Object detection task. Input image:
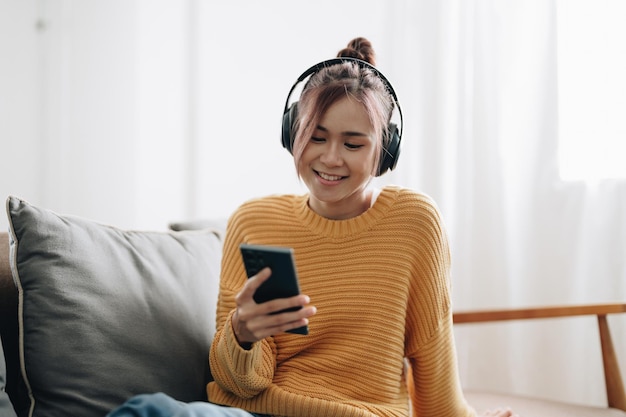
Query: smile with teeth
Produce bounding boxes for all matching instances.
[316,171,345,181]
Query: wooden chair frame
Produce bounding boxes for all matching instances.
[453,303,626,411]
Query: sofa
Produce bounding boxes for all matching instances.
[1,195,625,417]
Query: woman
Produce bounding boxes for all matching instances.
[109,37,517,417]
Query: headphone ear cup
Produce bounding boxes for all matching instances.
[377,122,401,176]
[282,102,299,154]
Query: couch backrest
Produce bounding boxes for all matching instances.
[0,232,13,307]
[0,231,20,412]
[0,231,16,345]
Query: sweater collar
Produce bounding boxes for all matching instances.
[294,185,400,239]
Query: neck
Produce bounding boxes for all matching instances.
[308,188,374,220]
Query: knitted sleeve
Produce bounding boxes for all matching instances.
[403,196,476,417]
[407,313,476,417]
[208,210,277,399]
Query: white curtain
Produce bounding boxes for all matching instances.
[375,0,626,407]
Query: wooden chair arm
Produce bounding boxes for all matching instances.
[453,302,626,411]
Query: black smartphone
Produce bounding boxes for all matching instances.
[239,243,308,335]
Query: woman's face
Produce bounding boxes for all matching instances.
[298,96,378,220]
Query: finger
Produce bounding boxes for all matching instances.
[239,267,272,299]
[254,307,317,337]
[271,305,317,331]
[259,294,311,315]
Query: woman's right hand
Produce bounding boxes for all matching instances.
[231,267,316,346]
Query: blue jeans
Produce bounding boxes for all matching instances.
[106,393,269,417]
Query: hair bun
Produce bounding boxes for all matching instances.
[337,37,376,66]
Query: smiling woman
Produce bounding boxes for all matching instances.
[107,36,520,417]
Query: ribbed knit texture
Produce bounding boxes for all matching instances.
[208,186,475,417]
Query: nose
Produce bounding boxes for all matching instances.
[319,142,343,167]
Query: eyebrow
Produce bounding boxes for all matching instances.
[316,124,370,138]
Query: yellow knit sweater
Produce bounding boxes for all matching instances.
[208,185,475,417]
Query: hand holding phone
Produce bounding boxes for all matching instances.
[239,243,309,335]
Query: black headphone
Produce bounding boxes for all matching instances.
[281,57,403,176]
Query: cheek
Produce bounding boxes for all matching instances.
[358,149,379,174]
[296,145,313,174]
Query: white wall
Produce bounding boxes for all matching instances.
[0,0,401,232]
[0,1,40,228]
[192,1,401,222]
[0,0,186,230]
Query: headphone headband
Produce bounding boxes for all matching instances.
[283,57,403,140]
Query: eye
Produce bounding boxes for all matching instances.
[311,137,325,143]
[345,143,364,150]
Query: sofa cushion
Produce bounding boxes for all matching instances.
[465,390,626,417]
[6,196,222,417]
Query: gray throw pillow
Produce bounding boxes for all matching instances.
[0,342,17,417]
[6,196,221,417]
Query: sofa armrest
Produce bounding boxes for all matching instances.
[453,303,626,411]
